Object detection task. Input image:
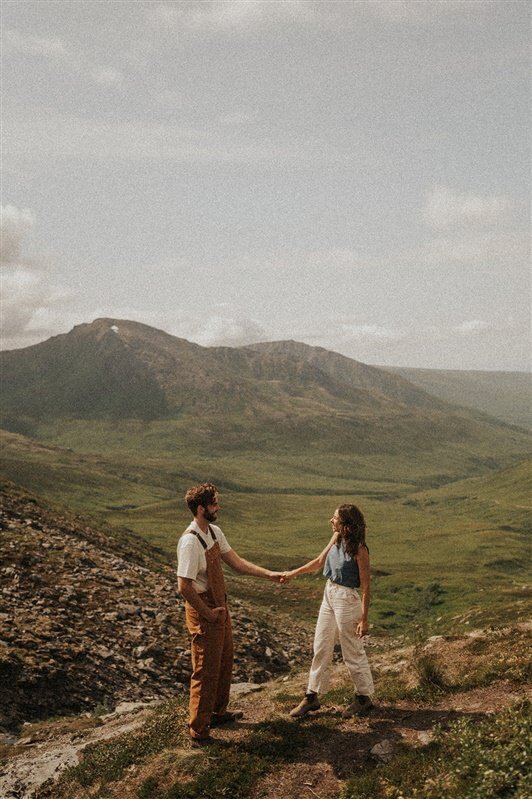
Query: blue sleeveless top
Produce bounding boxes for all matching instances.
[323,540,360,588]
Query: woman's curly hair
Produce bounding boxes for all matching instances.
[335,504,367,558]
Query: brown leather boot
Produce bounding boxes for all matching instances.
[341,695,374,718]
[290,692,321,718]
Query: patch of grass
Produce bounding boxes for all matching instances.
[461,629,531,689]
[374,673,412,703]
[39,700,188,797]
[3,424,531,640]
[164,750,267,799]
[376,626,531,706]
[375,650,453,704]
[162,718,309,799]
[341,700,531,799]
[272,690,300,706]
[138,775,159,798]
[39,708,309,799]
[321,686,353,706]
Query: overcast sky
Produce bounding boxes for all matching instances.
[2,0,530,369]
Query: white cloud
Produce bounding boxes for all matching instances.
[423,185,514,230]
[147,0,487,34]
[149,1,314,33]
[4,28,69,58]
[309,316,529,370]
[306,249,368,270]
[339,324,403,342]
[5,111,350,165]
[1,205,35,263]
[176,313,266,347]
[416,230,529,267]
[217,111,256,127]
[5,26,126,91]
[364,1,488,23]
[454,319,491,335]
[0,206,72,349]
[2,270,51,337]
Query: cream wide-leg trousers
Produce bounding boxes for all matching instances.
[307,579,374,696]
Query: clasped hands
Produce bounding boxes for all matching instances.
[268,570,294,584]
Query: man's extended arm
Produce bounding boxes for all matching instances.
[221,549,284,582]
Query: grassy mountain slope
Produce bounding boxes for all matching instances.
[1,319,530,632]
[384,365,532,429]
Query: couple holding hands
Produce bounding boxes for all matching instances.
[177,483,374,745]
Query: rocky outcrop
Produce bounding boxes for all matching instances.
[0,484,309,732]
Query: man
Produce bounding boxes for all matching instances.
[177,482,284,745]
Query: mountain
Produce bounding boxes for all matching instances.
[1,318,442,419]
[382,366,532,430]
[1,319,530,462]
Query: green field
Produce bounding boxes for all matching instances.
[2,423,530,636]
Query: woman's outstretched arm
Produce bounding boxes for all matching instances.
[285,532,338,579]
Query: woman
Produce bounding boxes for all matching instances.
[286,504,375,718]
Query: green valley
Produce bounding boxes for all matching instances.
[1,319,530,636]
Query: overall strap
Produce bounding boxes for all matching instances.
[192,531,208,550]
[191,526,217,549]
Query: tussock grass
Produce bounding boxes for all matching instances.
[413,653,449,694]
[376,625,531,705]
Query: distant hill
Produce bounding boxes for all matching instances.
[383,366,531,430]
[1,319,530,464]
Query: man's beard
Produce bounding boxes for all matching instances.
[203,509,217,523]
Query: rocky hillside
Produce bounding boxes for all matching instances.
[0,483,309,733]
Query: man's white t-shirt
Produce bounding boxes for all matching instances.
[176,520,232,593]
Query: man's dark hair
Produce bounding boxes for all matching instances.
[185,483,218,516]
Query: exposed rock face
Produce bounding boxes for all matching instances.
[0,485,309,732]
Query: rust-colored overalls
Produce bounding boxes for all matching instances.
[185,526,234,740]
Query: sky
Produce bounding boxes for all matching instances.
[1,0,530,370]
